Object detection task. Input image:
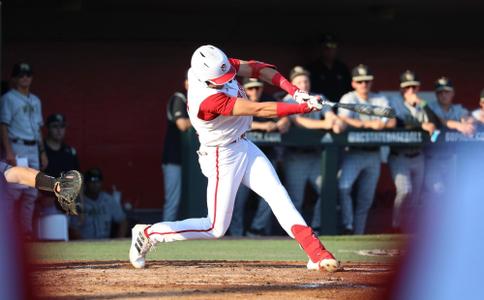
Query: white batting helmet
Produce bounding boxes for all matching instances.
[190,45,236,85]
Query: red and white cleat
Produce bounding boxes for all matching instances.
[306,250,340,272]
[292,224,340,272]
[129,224,153,269]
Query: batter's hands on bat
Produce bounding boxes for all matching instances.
[306,96,324,111]
[293,89,312,104]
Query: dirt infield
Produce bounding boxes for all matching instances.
[33,260,395,299]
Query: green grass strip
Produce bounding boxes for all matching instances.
[32,234,406,263]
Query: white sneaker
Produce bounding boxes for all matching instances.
[129,224,153,269]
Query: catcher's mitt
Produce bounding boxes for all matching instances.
[54,170,83,215]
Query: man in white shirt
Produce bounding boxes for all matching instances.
[0,62,48,237]
[337,64,396,235]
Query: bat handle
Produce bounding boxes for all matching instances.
[320,99,336,107]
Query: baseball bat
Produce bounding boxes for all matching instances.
[321,100,396,118]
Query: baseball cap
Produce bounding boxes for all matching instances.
[400,70,420,88]
[46,113,67,127]
[351,64,374,81]
[84,168,103,182]
[480,88,484,102]
[289,66,310,81]
[243,78,264,89]
[435,77,454,92]
[11,62,33,77]
[321,33,338,49]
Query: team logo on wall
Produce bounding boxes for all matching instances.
[220,64,227,72]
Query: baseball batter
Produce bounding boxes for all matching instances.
[129,45,339,272]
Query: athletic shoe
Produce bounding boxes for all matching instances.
[129,224,153,269]
[306,250,340,272]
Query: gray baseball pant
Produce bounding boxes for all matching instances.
[388,153,424,229]
[338,151,381,234]
[162,163,182,221]
[6,143,39,234]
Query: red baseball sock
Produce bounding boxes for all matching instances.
[291,225,335,263]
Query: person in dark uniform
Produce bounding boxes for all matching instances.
[37,113,80,215]
[162,79,191,221]
[305,33,352,103]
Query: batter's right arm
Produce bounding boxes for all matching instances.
[232,98,319,118]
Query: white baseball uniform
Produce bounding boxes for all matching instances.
[145,62,307,243]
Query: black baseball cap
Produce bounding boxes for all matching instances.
[400,70,420,88]
[11,62,33,77]
[321,33,338,49]
[435,76,454,92]
[84,168,103,182]
[351,64,374,81]
[46,113,66,127]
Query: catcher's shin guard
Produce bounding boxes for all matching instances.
[129,224,153,269]
[291,225,339,272]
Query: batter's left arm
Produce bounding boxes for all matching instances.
[232,59,307,102]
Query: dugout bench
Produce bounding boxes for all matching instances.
[180,127,484,235]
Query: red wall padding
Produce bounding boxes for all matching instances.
[3,42,483,208]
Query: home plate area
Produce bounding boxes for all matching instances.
[34,260,396,299]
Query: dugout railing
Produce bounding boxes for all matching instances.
[180,127,484,235]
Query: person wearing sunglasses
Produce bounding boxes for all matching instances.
[337,64,396,235]
[387,70,441,233]
[0,61,48,238]
[422,76,475,205]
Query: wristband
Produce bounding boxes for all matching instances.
[35,172,56,192]
[276,102,311,117]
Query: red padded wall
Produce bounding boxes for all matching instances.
[3,41,483,208]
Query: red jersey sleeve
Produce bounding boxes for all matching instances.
[229,58,241,72]
[197,93,237,121]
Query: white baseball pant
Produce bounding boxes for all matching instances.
[146,138,307,243]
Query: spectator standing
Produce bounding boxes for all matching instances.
[162,80,191,221]
[424,77,475,201]
[229,78,290,236]
[305,33,352,102]
[388,71,441,233]
[0,62,48,237]
[427,77,474,136]
[69,168,127,239]
[471,89,484,125]
[38,113,80,215]
[337,64,396,235]
[283,66,342,232]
